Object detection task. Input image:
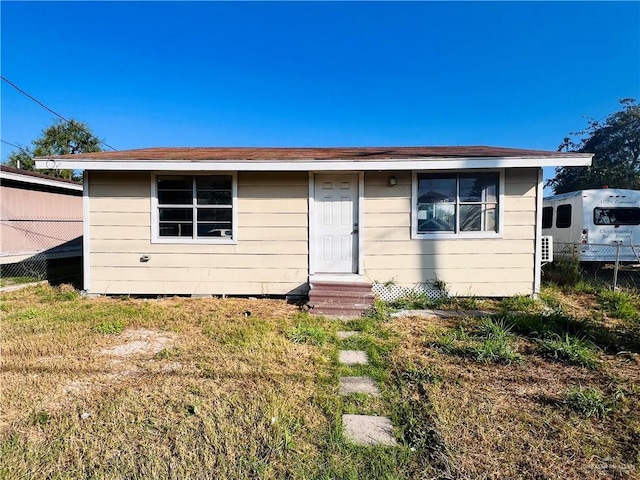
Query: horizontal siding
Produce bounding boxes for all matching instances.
[88,168,538,297]
[90,280,309,296]
[362,169,538,296]
[91,239,308,255]
[92,252,307,268]
[364,239,533,255]
[88,171,308,295]
[364,253,533,270]
[92,266,308,283]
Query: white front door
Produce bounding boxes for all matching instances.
[314,174,358,273]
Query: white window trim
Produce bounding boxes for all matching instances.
[411,169,505,240]
[151,172,238,245]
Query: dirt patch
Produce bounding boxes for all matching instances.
[98,329,176,357]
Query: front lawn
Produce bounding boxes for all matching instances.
[0,284,638,479]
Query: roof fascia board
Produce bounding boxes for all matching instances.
[35,155,592,172]
[0,170,83,191]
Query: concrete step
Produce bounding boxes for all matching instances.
[310,304,372,316]
[309,290,375,301]
[339,376,380,396]
[309,281,373,293]
[338,350,369,365]
[343,414,397,446]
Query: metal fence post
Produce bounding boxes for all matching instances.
[613,241,621,290]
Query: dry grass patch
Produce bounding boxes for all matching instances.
[387,313,640,480]
[0,286,340,479]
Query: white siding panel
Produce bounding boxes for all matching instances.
[362,168,537,296]
[89,171,308,295]
[91,239,308,255]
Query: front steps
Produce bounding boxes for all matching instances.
[308,280,375,316]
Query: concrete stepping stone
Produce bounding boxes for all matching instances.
[338,350,369,365]
[339,376,380,396]
[343,414,397,446]
[337,331,357,339]
[390,309,491,319]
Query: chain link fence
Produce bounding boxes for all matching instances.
[547,242,640,290]
[0,218,83,288]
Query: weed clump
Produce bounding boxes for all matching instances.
[538,333,600,369]
[563,386,621,418]
[597,289,640,321]
[93,319,125,334]
[434,318,522,364]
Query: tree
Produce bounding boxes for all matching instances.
[548,99,640,194]
[5,119,103,181]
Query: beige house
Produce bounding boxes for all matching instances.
[35,146,592,308]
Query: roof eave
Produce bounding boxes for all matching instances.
[0,169,83,191]
[34,154,593,172]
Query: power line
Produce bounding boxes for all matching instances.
[1,139,30,153]
[1,75,117,152]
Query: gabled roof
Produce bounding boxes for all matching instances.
[0,164,83,191]
[34,145,593,172]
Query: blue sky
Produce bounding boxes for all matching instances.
[1,1,639,186]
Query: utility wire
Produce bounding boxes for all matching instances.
[1,75,117,151]
[1,139,30,153]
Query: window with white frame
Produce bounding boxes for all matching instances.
[414,172,500,236]
[153,174,236,242]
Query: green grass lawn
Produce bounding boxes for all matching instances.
[1,284,638,479]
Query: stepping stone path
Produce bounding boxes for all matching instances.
[336,331,356,339]
[343,414,397,446]
[338,350,369,365]
[337,331,397,447]
[339,376,380,396]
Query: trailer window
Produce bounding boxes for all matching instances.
[556,204,572,228]
[542,206,553,229]
[593,207,640,225]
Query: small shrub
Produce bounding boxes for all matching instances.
[93,319,125,334]
[538,333,600,369]
[543,255,582,286]
[597,289,640,321]
[564,386,620,418]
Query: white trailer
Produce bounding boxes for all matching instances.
[542,188,640,263]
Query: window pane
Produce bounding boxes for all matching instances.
[159,208,193,221]
[459,174,498,202]
[197,190,232,205]
[159,223,193,237]
[197,223,233,237]
[417,203,455,232]
[556,204,572,228]
[157,176,191,190]
[418,175,456,203]
[197,208,232,222]
[460,204,496,232]
[542,206,553,229]
[196,176,232,191]
[593,207,640,225]
[158,190,193,205]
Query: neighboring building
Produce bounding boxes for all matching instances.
[35,146,592,307]
[1,165,83,266]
